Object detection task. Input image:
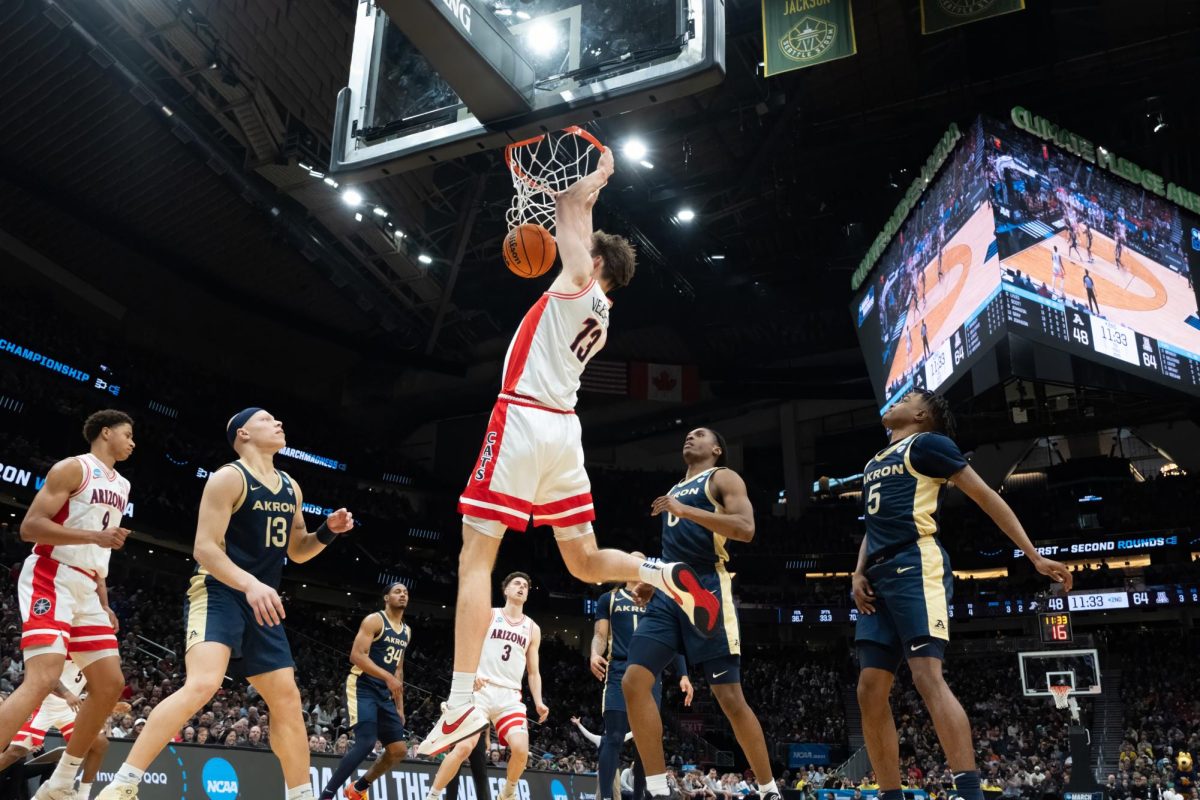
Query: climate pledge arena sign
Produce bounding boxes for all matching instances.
[53,737,596,800]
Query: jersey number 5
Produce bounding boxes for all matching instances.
[264,516,288,547]
[866,484,881,515]
[570,318,602,362]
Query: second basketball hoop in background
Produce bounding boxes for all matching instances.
[503,223,557,278]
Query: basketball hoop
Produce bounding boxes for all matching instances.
[505,126,605,234]
[1049,684,1072,710]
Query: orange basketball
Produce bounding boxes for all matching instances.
[503,223,557,278]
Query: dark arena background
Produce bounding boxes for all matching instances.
[1,1,1199,799]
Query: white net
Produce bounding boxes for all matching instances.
[505,126,604,234]
[1049,684,1072,709]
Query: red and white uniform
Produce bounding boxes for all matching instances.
[12,661,86,749]
[459,280,610,533]
[18,453,127,662]
[475,608,534,746]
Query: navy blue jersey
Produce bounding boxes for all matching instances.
[205,461,297,589]
[596,588,645,664]
[352,611,410,686]
[862,432,966,557]
[662,467,728,572]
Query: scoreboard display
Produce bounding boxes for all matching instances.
[1037,612,1074,644]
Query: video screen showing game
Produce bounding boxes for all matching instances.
[852,120,1005,410]
[988,117,1200,390]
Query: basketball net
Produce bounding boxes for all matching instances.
[1049,685,1080,722]
[505,126,605,234]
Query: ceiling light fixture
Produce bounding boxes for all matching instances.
[677,208,696,222]
[342,188,364,207]
[418,253,433,265]
[623,139,648,160]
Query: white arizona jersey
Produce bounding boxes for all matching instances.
[477,608,534,691]
[43,660,86,715]
[500,280,610,411]
[33,453,130,578]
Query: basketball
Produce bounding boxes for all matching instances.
[503,223,557,278]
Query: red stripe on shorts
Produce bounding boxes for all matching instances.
[68,637,119,652]
[71,625,116,637]
[531,493,593,516]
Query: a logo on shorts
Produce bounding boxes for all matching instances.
[474,432,498,481]
[32,598,52,616]
[189,630,199,640]
[937,0,999,16]
[779,16,835,63]
[934,619,946,630]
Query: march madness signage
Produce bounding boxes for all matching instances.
[55,736,599,800]
[761,0,857,77]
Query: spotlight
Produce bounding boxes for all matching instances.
[373,206,388,217]
[622,139,648,160]
[354,212,363,222]
[298,161,313,171]
[342,189,364,207]
[323,177,338,188]
[418,253,433,265]
[709,254,725,260]
[639,160,654,169]
[528,21,558,54]
[676,208,696,222]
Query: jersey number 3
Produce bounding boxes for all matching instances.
[570,318,602,362]
[264,516,288,547]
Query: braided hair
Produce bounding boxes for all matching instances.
[915,390,957,439]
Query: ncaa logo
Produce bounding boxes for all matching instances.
[32,598,52,616]
[551,780,569,800]
[202,757,238,800]
[93,468,102,479]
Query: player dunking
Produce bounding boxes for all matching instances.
[592,559,694,800]
[319,582,412,800]
[97,408,353,800]
[624,429,779,800]
[2,410,132,800]
[852,391,1073,800]
[420,146,719,754]
[1,660,113,800]
[424,573,547,800]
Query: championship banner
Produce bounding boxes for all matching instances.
[920,0,1025,35]
[761,0,856,77]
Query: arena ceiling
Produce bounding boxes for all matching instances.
[1,0,1199,416]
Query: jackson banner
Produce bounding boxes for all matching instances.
[761,0,856,77]
[920,0,1025,35]
[29,735,601,800]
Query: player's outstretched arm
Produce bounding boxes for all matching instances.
[650,469,755,542]
[195,466,285,626]
[20,458,128,549]
[952,465,1074,591]
[571,717,601,746]
[286,480,354,563]
[552,147,614,291]
[526,623,549,723]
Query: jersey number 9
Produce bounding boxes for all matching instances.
[264,516,288,547]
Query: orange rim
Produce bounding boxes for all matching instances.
[505,126,606,193]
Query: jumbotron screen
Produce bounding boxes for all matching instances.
[989,116,1200,388]
[853,116,1200,408]
[852,120,1006,410]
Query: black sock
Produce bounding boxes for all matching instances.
[881,790,904,800]
[354,777,370,792]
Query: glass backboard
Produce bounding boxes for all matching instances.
[1018,649,1102,697]
[330,0,725,179]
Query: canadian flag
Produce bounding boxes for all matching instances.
[629,362,699,403]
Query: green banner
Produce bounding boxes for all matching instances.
[762,0,856,77]
[920,0,1025,34]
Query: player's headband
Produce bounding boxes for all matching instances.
[226,407,264,448]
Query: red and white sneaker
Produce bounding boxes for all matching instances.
[415,702,489,757]
[658,562,721,638]
[344,783,368,800]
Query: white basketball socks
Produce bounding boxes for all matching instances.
[78,783,93,799]
[287,785,316,800]
[449,671,475,707]
[646,774,670,797]
[759,780,780,795]
[112,763,144,786]
[638,560,669,591]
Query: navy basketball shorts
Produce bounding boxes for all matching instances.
[345,673,407,745]
[604,662,663,713]
[855,539,953,672]
[632,568,742,683]
[183,574,294,677]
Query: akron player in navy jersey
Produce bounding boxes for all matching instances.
[592,560,694,800]
[852,391,1072,800]
[623,429,779,800]
[98,408,354,800]
[319,581,413,800]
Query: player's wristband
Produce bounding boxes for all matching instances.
[316,522,337,545]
